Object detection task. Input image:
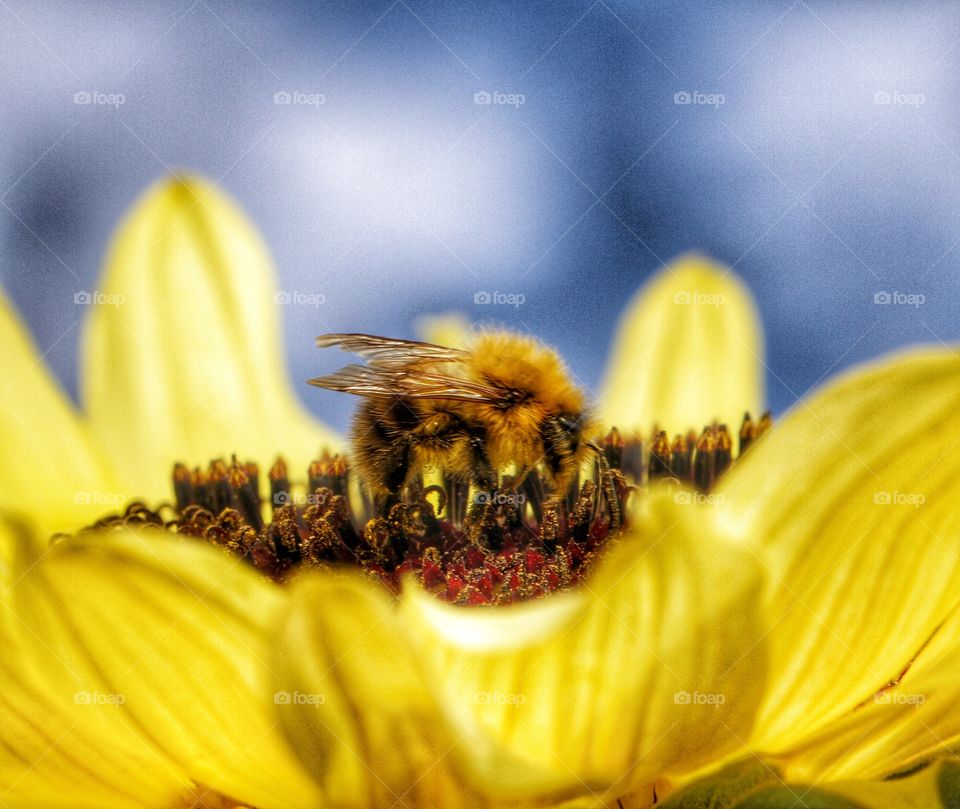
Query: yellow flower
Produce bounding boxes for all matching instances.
[0,173,339,534]
[2,177,958,809]
[600,253,765,437]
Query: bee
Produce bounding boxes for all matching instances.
[309,331,620,533]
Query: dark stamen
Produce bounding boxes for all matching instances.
[739,411,756,454]
[66,414,771,605]
[649,430,673,480]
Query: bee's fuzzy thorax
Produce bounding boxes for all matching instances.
[465,331,589,470]
[468,331,587,415]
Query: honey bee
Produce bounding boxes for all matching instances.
[310,331,620,531]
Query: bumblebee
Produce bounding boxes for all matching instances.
[310,331,619,531]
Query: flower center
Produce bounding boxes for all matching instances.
[72,413,770,605]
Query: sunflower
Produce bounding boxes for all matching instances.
[2,176,958,809]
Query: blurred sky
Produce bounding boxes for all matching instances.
[2,0,958,431]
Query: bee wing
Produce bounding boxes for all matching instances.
[309,363,505,403]
[315,333,467,367]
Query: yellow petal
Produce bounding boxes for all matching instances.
[0,655,196,809]
[0,288,117,533]
[272,570,583,808]
[600,254,765,435]
[415,312,472,348]
[6,529,322,809]
[0,517,193,808]
[401,489,768,798]
[0,512,42,632]
[715,348,960,752]
[781,606,960,783]
[82,174,340,502]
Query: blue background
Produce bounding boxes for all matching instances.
[1,1,956,431]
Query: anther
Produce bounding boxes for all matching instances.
[739,411,756,454]
[603,427,624,471]
[621,431,644,482]
[173,463,193,512]
[757,410,773,438]
[693,427,716,491]
[269,457,290,512]
[670,434,691,481]
[714,425,733,479]
[649,430,673,480]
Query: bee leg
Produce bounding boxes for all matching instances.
[585,439,622,533]
[596,451,622,532]
[540,433,576,532]
[519,468,546,524]
[373,434,415,517]
[463,435,497,545]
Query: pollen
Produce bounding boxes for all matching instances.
[68,412,771,605]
